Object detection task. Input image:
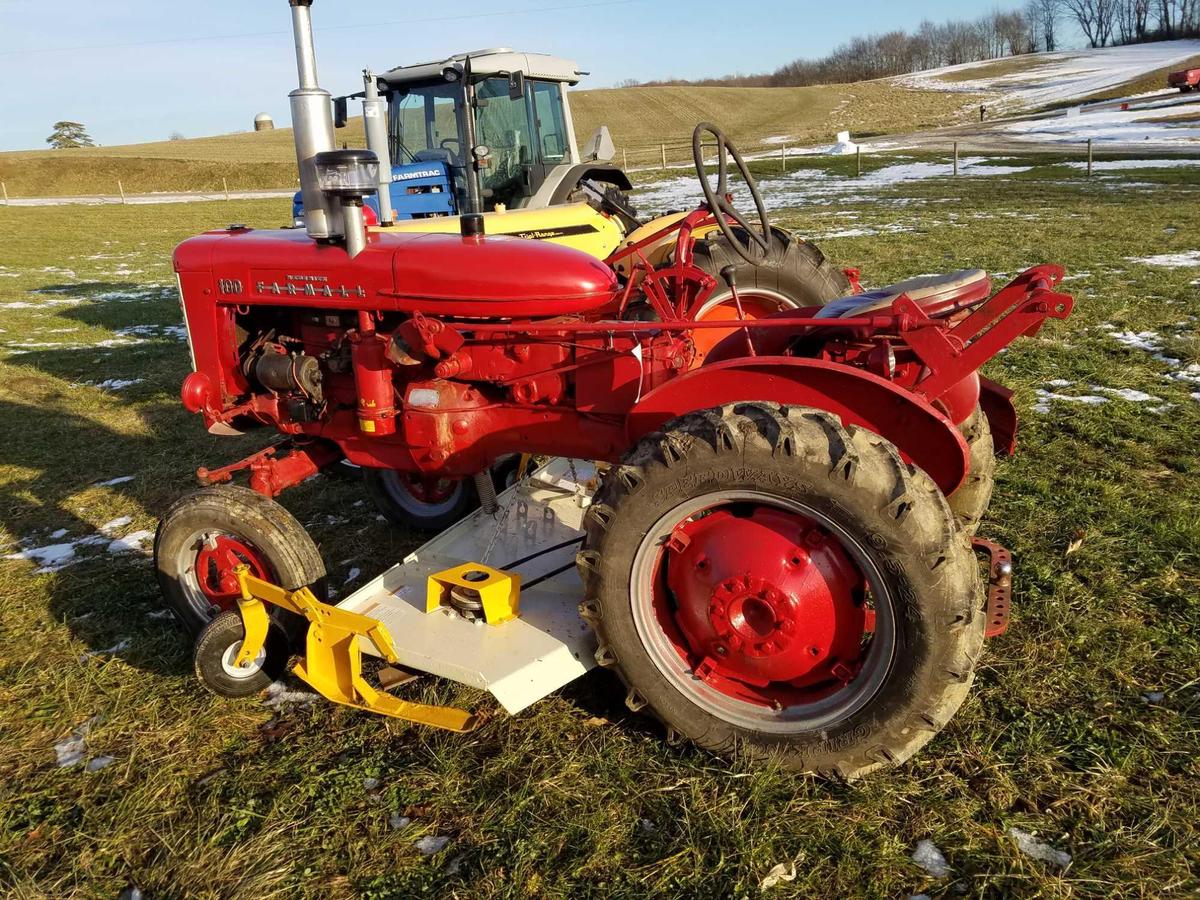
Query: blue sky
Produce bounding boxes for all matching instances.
[1,0,1056,151]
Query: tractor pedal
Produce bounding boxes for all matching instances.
[972,537,1013,638]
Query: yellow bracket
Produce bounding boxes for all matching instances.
[426,563,521,625]
[232,566,477,733]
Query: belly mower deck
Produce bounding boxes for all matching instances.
[336,458,598,715]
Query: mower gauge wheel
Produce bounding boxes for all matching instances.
[194,610,289,698]
[692,122,772,265]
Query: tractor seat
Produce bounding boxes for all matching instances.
[814,269,990,319]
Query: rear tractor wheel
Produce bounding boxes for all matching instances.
[949,405,995,536]
[689,228,851,365]
[154,485,327,642]
[578,403,983,778]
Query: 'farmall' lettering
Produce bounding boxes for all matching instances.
[255,280,366,298]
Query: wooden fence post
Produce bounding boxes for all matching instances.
[622,147,628,171]
[661,143,667,169]
[223,177,230,201]
[780,145,786,173]
[856,145,862,177]
[1087,139,1093,177]
[953,142,959,176]
[118,179,126,204]
[1,181,7,205]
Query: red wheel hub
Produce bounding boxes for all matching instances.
[689,295,780,367]
[194,535,272,612]
[662,506,867,702]
[399,472,457,504]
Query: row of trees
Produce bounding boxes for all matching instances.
[635,0,1199,89]
[639,5,1063,88]
[1065,0,1200,47]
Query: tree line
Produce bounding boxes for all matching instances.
[628,0,1198,89]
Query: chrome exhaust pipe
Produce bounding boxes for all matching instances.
[362,69,395,226]
[288,0,339,240]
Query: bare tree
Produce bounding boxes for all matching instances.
[1063,0,1117,45]
[1027,0,1061,50]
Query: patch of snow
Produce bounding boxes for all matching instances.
[415,835,450,855]
[108,530,153,555]
[1033,388,1109,414]
[898,40,1200,109]
[91,378,144,391]
[345,567,361,585]
[1064,158,1200,172]
[146,609,174,621]
[389,814,412,830]
[86,755,115,772]
[80,637,131,661]
[262,680,319,709]
[911,839,952,878]
[94,475,134,487]
[1127,250,1200,268]
[1009,827,1072,868]
[760,862,798,890]
[54,717,98,767]
[634,156,1030,217]
[99,516,133,535]
[1141,690,1166,704]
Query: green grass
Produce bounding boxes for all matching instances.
[1,159,1199,897]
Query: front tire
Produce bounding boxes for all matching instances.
[154,485,326,640]
[578,403,983,778]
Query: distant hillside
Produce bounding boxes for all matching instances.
[3,41,1188,199]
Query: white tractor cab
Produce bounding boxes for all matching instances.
[293,50,632,225]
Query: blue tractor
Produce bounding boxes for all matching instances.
[293,48,632,225]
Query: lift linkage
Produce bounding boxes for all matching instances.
[231,566,478,732]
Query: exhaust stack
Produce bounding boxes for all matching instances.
[362,69,395,226]
[288,0,339,240]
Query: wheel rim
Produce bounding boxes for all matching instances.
[381,470,464,518]
[689,289,796,367]
[629,490,896,733]
[177,531,274,621]
[220,640,267,679]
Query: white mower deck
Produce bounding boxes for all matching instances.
[335,459,599,714]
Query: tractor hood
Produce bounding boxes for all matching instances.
[174,227,618,317]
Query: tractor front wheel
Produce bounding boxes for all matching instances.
[578,403,983,778]
[154,485,326,640]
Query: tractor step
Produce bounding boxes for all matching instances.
[335,459,600,714]
[972,537,1014,638]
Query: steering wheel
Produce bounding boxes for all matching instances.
[692,122,773,265]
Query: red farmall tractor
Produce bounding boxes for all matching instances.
[155,0,1073,777]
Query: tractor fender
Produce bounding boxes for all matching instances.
[547,164,633,204]
[979,375,1018,456]
[626,356,969,496]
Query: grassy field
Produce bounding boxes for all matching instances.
[0,80,981,198]
[0,157,1198,897]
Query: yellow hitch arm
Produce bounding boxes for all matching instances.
[233,566,477,733]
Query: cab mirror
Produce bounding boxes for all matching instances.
[333,97,348,129]
[508,70,525,100]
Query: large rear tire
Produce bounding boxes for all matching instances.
[689,229,851,364]
[577,403,983,778]
[949,405,996,536]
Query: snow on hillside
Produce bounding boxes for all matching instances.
[896,40,1200,108]
[999,92,1200,145]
